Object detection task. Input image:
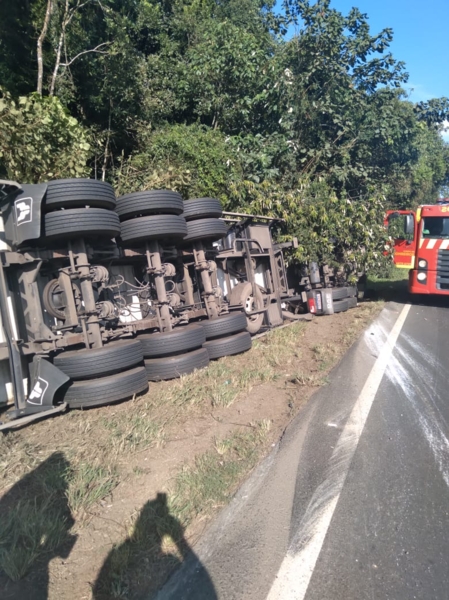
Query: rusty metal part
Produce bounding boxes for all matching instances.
[42,278,82,321]
[146,241,172,332]
[70,239,103,348]
[193,242,219,319]
[91,265,110,283]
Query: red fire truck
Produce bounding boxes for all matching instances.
[386,199,449,295]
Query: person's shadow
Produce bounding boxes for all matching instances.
[0,451,77,600]
[93,492,217,600]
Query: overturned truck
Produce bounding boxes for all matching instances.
[0,180,357,429]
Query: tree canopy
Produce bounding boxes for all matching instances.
[1,0,448,273]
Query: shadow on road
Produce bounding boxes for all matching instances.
[0,451,76,600]
[92,492,217,600]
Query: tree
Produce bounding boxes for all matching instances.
[0,89,91,182]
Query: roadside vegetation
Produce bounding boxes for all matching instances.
[366,265,410,302]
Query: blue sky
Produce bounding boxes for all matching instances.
[276,0,449,139]
[323,0,448,102]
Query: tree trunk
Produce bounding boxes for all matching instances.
[37,0,53,95]
[49,31,65,96]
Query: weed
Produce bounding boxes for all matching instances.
[0,452,75,581]
[366,266,409,302]
[170,423,270,524]
[0,435,43,493]
[66,462,119,515]
[311,343,337,371]
[101,413,165,454]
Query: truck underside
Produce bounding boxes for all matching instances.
[0,179,358,430]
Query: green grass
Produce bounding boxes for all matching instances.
[66,462,119,515]
[0,443,121,581]
[170,422,271,523]
[0,452,76,581]
[366,265,409,302]
[101,413,166,453]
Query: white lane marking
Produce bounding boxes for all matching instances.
[427,239,437,249]
[266,304,411,600]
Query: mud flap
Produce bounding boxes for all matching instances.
[0,183,47,247]
[8,356,70,419]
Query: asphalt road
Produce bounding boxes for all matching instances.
[155,299,449,600]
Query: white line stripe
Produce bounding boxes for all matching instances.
[427,239,437,249]
[441,240,449,250]
[266,304,412,600]
[419,238,424,248]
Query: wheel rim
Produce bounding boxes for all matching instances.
[245,295,259,324]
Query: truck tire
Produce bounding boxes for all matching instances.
[204,331,252,359]
[200,313,247,340]
[331,286,357,301]
[228,282,265,335]
[116,190,184,221]
[183,218,227,243]
[138,324,205,358]
[120,214,187,245]
[63,366,148,408]
[45,179,116,211]
[44,208,120,241]
[53,340,143,380]
[332,298,349,313]
[348,296,358,309]
[144,348,209,381]
[183,198,222,221]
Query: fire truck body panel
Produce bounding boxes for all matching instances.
[385,210,416,269]
[390,201,449,296]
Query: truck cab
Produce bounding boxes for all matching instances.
[387,200,449,295]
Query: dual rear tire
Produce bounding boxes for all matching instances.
[139,324,209,381]
[200,313,252,359]
[54,340,148,408]
[42,179,120,243]
[117,190,187,246]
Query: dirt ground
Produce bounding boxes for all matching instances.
[0,299,383,600]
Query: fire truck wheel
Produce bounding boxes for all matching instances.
[182,198,223,221]
[183,218,228,243]
[331,286,357,301]
[200,312,247,340]
[204,331,252,359]
[138,324,206,358]
[53,339,144,380]
[44,179,116,211]
[228,282,265,335]
[44,208,121,241]
[332,298,349,313]
[144,348,209,381]
[120,214,187,245]
[63,367,148,409]
[116,190,184,221]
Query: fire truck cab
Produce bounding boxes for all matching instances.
[386,199,449,295]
